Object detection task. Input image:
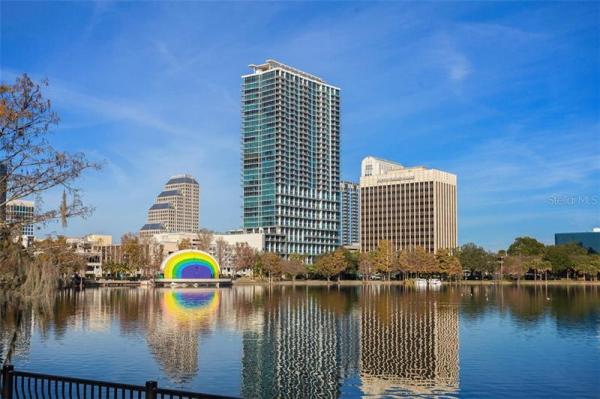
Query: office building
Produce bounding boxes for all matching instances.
[241,59,340,260]
[6,199,35,242]
[339,181,359,246]
[140,174,199,237]
[555,229,600,253]
[360,157,457,253]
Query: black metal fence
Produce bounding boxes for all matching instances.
[1,365,234,399]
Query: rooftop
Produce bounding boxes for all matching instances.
[166,174,198,186]
[149,203,173,211]
[157,189,181,198]
[6,199,35,207]
[247,59,331,86]
[140,223,165,231]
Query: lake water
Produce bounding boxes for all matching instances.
[1,285,599,398]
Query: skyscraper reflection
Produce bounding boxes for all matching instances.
[241,287,359,398]
[359,286,459,397]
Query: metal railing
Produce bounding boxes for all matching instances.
[1,365,234,399]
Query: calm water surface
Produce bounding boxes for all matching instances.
[1,285,599,398]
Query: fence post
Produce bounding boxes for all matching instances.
[2,365,14,399]
[145,380,157,399]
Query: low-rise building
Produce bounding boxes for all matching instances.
[555,228,600,254]
[66,235,113,279]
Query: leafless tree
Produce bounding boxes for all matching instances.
[1,74,99,231]
[232,242,256,277]
[214,237,230,269]
[194,229,213,251]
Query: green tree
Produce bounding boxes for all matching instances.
[507,236,546,256]
[543,244,587,279]
[341,248,359,278]
[103,262,134,279]
[458,243,497,277]
[573,254,600,281]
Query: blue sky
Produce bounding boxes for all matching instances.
[1,2,599,250]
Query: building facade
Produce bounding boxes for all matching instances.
[140,174,199,237]
[339,181,359,246]
[360,157,457,253]
[241,59,340,260]
[66,235,112,279]
[6,199,35,242]
[555,229,600,253]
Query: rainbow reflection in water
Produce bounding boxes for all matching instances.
[161,289,220,323]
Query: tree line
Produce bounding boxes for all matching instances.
[226,236,600,282]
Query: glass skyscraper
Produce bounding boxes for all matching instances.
[242,60,340,260]
[339,181,360,246]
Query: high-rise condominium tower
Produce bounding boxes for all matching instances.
[242,60,340,261]
[360,157,457,253]
[140,174,199,237]
[242,60,340,259]
[339,181,359,246]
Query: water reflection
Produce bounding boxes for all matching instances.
[240,287,360,398]
[1,285,599,398]
[359,287,459,397]
[147,289,220,383]
[161,289,220,323]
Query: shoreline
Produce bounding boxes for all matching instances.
[232,279,600,286]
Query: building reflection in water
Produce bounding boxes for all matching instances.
[146,289,220,384]
[241,286,359,398]
[239,286,459,398]
[359,286,459,397]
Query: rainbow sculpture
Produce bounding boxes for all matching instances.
[160,249,220,280]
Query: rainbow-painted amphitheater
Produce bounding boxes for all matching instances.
[157,249,231,286]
